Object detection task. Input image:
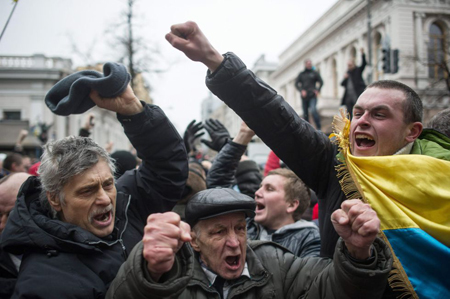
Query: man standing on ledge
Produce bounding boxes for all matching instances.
[295,59,323,130]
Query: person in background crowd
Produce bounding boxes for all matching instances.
[295,59,323,130]
[341,48,367,118]
[427,107,450,138]
[0,173,31,298]
[207,121,320,257]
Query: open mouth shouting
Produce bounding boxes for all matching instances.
[224,254,241,270]
[353,133,376,155]
[90,205,114,228]
[255,202,265,214]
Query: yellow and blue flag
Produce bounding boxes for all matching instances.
[331,109,450,299]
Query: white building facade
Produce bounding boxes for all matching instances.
[0,54,132,157]
[271,0,450,132]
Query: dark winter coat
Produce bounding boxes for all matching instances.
[106,238,392,299]
[0,104,188,299]
[207,140,261,198]
[340,53,367,106]
[295,68,323,100]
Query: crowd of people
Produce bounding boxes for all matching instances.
[0,20,449,299]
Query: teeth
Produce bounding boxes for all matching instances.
[355,134,373,140]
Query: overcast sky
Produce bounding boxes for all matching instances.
[0,0,337,132]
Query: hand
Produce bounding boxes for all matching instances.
[83,113,95,131]
[314,90,319,96]
[17,129,29,144]
[183,120,205,153]
[201,119,230,151]
[360,47,365,54]
[89,84,143,115]
[143,212,191,282]
[233,121,255,146]
[344,73,349,79]
[331,199,380,260]
[301,90,307,98]
[165,21,224,72]
[104,141,114,154]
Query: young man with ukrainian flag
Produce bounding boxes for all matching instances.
[166,20,450,299]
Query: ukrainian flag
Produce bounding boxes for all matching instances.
[331,110,450,299]
[346,153,450,299]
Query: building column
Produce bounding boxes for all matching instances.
[415,12,427,89]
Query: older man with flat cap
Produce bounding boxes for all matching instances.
[107,188,393,299]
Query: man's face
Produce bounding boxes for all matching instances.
[305,60,312,69]
[51,160,117,238]
[0,173,30,234]
[191,213,247,280]
[22,157,31,172]
[12,161,26,173]
[350,87,417,156]
[254,175,293,230]
[0,197,15,234]
[347,60,355,70]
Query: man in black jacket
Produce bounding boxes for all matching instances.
[341,48,367,118]
[0,85,188,299]
[295,59,323,130]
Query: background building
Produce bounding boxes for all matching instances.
[205,0,449,136]
[0,54,152,159]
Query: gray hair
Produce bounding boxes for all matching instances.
[427,108,450,138]
[38,136,115,218]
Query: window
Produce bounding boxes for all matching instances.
[3,111,21,120]
[428,22,447,79]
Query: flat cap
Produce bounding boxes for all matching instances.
[185,188,256,226]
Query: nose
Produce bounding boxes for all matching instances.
[355,111,370,127]
[226,232,240,248]
[95,188,111,205]
[255,187,263,199]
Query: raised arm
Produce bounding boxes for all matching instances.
[282,200,391,298]
[90,85,189,222]
[106,212,192,299]
[166,21,336,195]
[206,121,255,189]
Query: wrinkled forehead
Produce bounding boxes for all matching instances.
[198,212,247,229]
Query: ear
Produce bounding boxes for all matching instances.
[189,231,201,252]
[286,200,300,214]
[47,192,62,212]
[405,122,423,143]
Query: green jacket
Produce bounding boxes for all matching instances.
[411,128,450,161]
[106,238,392,299]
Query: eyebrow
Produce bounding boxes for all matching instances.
[354,104,391,111]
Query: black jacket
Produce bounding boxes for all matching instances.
[207,140,261,198]
[0,248,17,299]
[340,53,367,106]
[205,53,345,258]
[295,68,323,100]
[0,104,188,299]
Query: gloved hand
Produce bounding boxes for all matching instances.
[201,119,230,151]
[183,120,204,153]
